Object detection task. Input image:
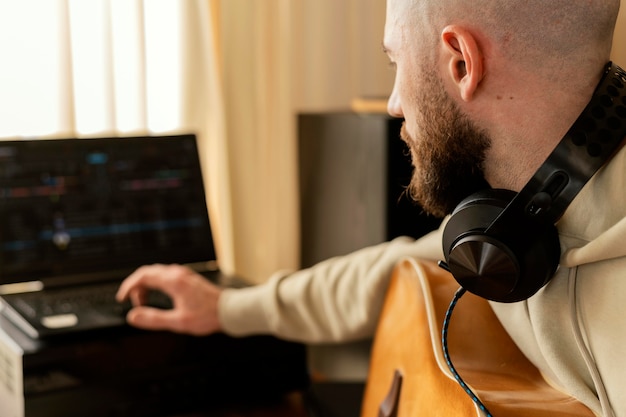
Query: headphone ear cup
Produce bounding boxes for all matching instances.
[443,189,560,302]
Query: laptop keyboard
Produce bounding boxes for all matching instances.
[11,283,171,319]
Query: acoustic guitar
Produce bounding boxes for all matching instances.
[360,258,594,417]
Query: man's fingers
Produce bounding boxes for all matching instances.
[126,306,179,332]
[128,287,146,307]
[116,265,156,301]
[116,264,185,302]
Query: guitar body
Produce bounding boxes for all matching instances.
[360,258,594,417]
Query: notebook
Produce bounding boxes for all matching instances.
[0,134,221,339]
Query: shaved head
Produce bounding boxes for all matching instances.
[398,0,621,73]
[464,2,618,70]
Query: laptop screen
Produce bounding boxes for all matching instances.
[0,134,216,285]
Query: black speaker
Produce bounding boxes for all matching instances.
[442,62,626,302]
[298,113,440,268]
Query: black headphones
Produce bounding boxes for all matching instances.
[441,62,626,303]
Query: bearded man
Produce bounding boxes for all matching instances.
[118,1,625,415]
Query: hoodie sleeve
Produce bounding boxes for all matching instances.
[218,228,444,344]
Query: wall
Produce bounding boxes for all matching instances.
[291,0,393,112]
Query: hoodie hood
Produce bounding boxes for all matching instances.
[490,137,626,417]
[559,142,626,267]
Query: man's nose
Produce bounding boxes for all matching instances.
[387,88,403,118]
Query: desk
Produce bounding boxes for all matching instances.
[0,309,364,417]
[0,315,310,417]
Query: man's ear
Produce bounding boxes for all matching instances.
[441,25,484,102]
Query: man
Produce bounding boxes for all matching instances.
[117,1,625,415]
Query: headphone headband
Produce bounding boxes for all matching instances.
[488,62,626,235]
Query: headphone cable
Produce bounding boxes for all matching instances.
[442,286,494,417]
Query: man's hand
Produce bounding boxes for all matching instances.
[116,264,223,336]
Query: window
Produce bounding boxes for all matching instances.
[0,0,187,139]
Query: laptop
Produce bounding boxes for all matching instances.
[0,134,222,339]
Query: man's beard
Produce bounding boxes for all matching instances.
[401,73,491,218]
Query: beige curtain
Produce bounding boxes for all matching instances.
[0,0,300,283]
[217,0,300,283]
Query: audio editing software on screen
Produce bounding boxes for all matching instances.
[0,135,215,284]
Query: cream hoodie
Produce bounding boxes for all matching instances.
[219,143,626,417]
[491,143,626,417]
